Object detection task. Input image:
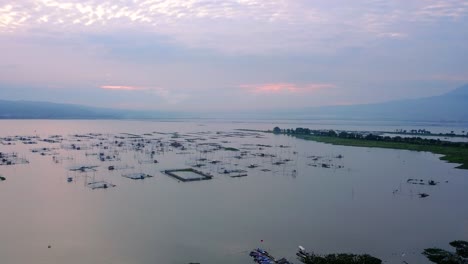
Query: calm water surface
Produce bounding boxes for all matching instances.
[0,120,467,264]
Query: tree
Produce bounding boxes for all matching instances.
[423,240,468,264]
[327,130,337,137]
[338,131,349,138]
[299,252,382,264]
[273,127,281,134]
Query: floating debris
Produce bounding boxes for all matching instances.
[31,147,58,156]
[224,147,240,151]
[0,152,29,166]
[170,141,183,148]
[122,173,153,180]
[61,143,88,150]
[418,193,430,198]
[52,156,73,163]
[230,174,248,178]
[87,181,116,190]
[98,152,119,162]
[407,179,439,186]
[69,165,99,172]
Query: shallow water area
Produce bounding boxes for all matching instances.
[0,120,467,264]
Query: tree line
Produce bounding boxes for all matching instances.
[273,127,468,148]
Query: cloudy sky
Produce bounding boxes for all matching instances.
[1,0,467,111]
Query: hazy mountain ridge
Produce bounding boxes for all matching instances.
[289,84,468,122]
[0,100,176,119]
[0,84,467,121]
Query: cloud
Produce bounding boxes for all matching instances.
[100,84,188,104]
[1,0,467,54]
[415,1,468,19]
[239,83,335,94]
[100,85,145,91]
[1,1,467,112]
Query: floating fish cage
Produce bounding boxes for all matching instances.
[163,168,213,182]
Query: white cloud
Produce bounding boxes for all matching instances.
[0,0,467,54]
[100,84,189,104]
[415,0,468,19]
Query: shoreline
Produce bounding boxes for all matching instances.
[241,128,468,170]
[293,134,468,169]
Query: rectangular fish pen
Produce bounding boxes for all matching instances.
[163,168,213,182]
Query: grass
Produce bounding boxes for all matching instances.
[293,134,468,170]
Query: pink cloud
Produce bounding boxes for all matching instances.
[100,85,146,91]
[239,83,335,94]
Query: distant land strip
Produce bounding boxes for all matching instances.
[239,128,468,170]
[296,134,468,170]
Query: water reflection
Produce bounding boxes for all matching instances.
[0,120,467,264]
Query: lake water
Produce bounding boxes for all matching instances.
[0,120,467,264]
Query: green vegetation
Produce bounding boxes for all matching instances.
[295,241,468,264]
[423,240,468,264]
[299,252,382,264]
[0,175,5,181]
[295,134,468,169]
[391,128,468,138]
[272,127,468,170]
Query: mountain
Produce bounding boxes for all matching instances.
[278,84,468,122]
[0,100,178,119]
[1,84,467,121]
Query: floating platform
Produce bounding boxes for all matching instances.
[69,165,99,172]
[163,168,213,182]
[87,181,116,190]
[230,174,248,178]
[122,173,153,180]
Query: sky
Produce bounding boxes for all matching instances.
[1,0,468,112]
